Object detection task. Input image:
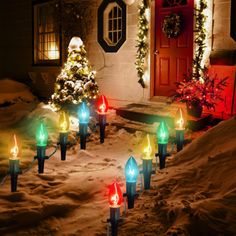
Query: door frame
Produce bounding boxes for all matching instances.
[150,0,195,99]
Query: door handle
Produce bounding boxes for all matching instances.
[154,50,159,55]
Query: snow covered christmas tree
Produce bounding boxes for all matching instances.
[51,37,99,110]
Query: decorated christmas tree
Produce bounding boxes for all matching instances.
[51,37,99,110]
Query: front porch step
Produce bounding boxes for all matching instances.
[114,102,213,131]
[115,102,179,128]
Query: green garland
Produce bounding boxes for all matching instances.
[193,0,207,80]
[135,0,149,88]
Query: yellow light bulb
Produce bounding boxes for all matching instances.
[175,108,185,130]
[59,111,70,133]
[143,134,153,160]
[10,134,19,160]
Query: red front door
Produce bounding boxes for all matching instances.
[154,0,194,96]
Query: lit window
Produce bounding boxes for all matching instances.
[98,0,126,52]
[33,1,61,65]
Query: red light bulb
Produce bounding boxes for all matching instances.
[108,182,123,208]
[97,95,109,114]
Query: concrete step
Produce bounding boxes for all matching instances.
[115,102,180,128]
[114,102,213,131]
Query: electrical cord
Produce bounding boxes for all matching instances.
[47,144,59,159]
[0,174,9,186]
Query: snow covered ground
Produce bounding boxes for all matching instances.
[0,79,235,236]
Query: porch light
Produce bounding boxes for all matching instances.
[9,134,21,192]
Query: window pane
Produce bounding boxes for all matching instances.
[118,8,121,17]
[118,31,121,40]
[114,19,117,30]
[109,19,112,31]
[114,6,117,18]
[109,32,113,42]
[118,19,121,29]
[108,9,112,18]
[113,32,117,43]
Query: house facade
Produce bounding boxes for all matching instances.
[0,0,235,114]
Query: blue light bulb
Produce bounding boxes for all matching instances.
[78,102,90,124]
[125,156,139,183]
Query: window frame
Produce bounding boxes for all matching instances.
[98,0,126,53]
[32,0,62,66]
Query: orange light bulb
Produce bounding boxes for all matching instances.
[10,134,19,160]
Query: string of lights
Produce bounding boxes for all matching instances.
[193,0,207,80]
[135,0,149,88]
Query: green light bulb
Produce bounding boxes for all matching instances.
[36,122,48,147]
[157,121,169,144]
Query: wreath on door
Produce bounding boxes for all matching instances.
[162,13,182,38]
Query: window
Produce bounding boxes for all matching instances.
[98,0,126,52]
[162,0,187,7]
[106,4,122,46]
[33,1,61,65]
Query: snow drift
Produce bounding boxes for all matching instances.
[119,117,236,236]
[0,79,37,128]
